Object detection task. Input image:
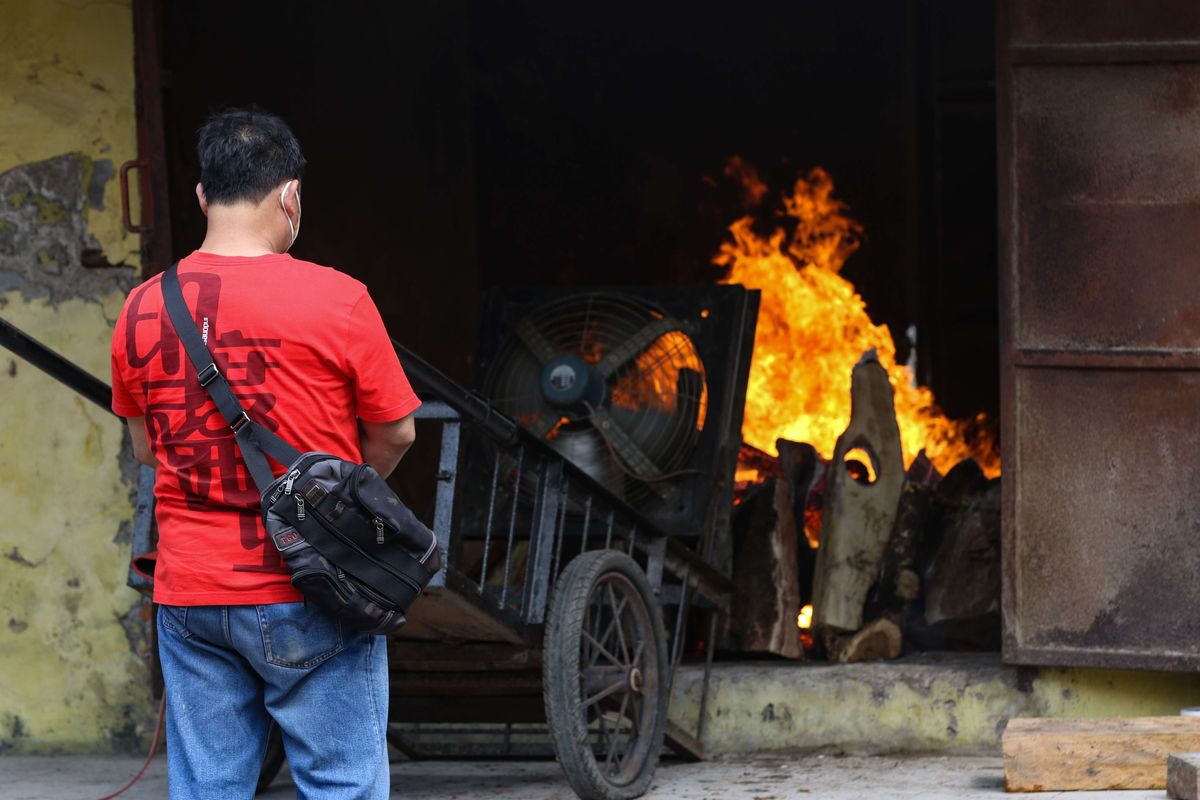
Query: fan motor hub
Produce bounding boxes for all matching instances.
[540,355,605,410]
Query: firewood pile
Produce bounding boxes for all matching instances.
[725,351,1001,662]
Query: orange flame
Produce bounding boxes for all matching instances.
[716,165,999,477]
[797,604,814,630]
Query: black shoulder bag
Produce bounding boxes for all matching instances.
[160,264,440,634]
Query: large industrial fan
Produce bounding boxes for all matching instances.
[475,286,760,546]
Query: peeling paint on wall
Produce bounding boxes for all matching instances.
[0,0,151,754]
[0,154,137,302]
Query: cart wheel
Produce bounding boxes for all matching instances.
[255,722,285,795]
[544,550,669,800]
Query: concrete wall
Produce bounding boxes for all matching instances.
[0,0,151,753]
[671,655,1200,755]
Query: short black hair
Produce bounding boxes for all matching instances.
[196,107,306,205]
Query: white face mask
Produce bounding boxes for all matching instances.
[280,180,301,249]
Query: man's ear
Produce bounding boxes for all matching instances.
[195,183,209,217]
[282,179,301,218]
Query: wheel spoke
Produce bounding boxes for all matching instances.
[590,605,626,670]
[628,691,642,732]
[583,630,624,669]
[582,678,627,710]
[604,713,621,774]
[608,585,632,666]
[610,685,633,774]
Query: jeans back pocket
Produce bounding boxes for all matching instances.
[257,602,344,669]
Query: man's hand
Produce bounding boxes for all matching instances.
[360,414,416,479]
[126,416,159,468]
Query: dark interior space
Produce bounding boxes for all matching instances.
[155,0,997,418]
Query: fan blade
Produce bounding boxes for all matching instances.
[586,405,677,502]
[595,317,686,379]
[515,318,557,365]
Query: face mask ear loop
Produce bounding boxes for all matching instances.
[280,180,297,246]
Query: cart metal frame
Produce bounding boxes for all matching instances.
[389,345,732,786]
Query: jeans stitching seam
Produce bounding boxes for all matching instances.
[365,634,383,766]
[257,605,273,665]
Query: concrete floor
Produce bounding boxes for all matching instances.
[0,754,1171,800]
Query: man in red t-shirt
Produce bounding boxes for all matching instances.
[111,108,416,799]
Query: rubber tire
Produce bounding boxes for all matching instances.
[255,723,286,795]
[543,550,669,800]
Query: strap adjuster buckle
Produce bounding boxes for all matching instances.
[231,412,251,433]
[197,363,220,387]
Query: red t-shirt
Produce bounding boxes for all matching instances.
[110,251,421,606]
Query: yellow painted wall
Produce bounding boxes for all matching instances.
[0,0,150,753]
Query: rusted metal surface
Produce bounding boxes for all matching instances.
[1000,0,1200,669]
[1010,0,1200,46]
[131,0,173,275]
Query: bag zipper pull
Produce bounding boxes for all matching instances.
[295,495,306,521]
[283,470,301,495]
[374,518,385,545]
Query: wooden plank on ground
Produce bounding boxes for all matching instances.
[1003,717,1200,791]
[664,720,704,762]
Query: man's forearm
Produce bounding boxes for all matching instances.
[359,415,417,479]
[360,438,411,479]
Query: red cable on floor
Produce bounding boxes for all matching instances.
[96,693,167,800]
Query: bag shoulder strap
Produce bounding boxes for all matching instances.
[159,263,301,494]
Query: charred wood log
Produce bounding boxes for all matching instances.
[728,476,803,659]
[867,476,934,629]
[827,617,903,663]
[777,440,822,605]
[910,459,1002,650]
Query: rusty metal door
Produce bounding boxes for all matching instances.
[1000,0,1200,670]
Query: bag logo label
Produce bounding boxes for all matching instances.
[274,529,302,550]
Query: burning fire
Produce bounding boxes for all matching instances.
[797,603,814,630]
[716,161,999,477]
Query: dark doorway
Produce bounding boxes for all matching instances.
[149,0,996,416]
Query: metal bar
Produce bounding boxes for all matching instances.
[603,510,615,550]
[1013,348,1200,370]
[702,288,760,567]
[1010,41,1200,66]
[696,609,719,744]
[479,447,501,592]
[522,459,564,624]
[126,464,157,594]
[656,584,715,608]
[0,317,116,414]
[500,446,524,607]
[119,160,151,234]
[626,525,637,556]
[393,341,520,445]
[579,495,593,554]
[551,480,569,579]
[412,401,464,421]
[645,536,665,589]
[428,419,460,588]
[131,0,173,273]
[667,566,691,696]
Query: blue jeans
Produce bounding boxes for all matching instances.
[157,603,389,799]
